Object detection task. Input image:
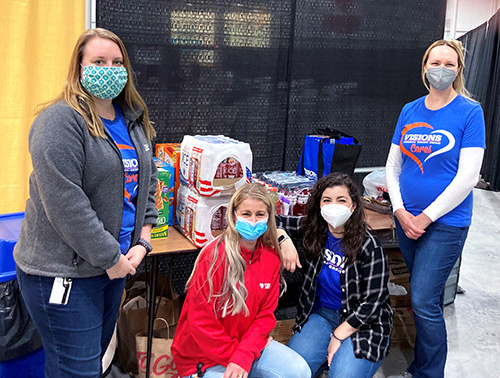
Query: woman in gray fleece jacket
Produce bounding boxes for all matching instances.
[14,28,158,378]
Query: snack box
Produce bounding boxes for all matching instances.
[156,143,180,183]
[152,158,175,239]
[155,143,181,222]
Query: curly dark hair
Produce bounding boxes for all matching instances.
[302,173,366,264]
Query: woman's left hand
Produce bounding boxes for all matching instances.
[395,208,425,240]
[327,335,342,366]
[279,238,302,273]
[223,362,248,378]
[125,245,147,269]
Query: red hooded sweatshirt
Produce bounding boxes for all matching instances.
[171,238,280,376]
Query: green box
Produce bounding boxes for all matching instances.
[152,158,174,239]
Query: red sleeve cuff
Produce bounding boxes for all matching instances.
[229,349,259,373]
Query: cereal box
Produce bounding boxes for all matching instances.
[152,158,175,239]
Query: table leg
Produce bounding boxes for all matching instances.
[146,255,159,378]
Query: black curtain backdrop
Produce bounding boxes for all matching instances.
[97,0,446,172]
[460,9,500,191]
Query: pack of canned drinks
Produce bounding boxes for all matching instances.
[253,171,316,216]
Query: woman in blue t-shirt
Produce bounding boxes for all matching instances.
[386,39,486,378]
[277,173,393,378]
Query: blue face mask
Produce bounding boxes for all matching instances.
[235,216,268,241]
[80,65,128,99]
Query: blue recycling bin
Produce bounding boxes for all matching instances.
[0,212,45,378]
[0,212,24,283]
[0,348,45,378]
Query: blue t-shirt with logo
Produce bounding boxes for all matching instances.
[316,231,345,310]
[102,104,139,254]
[392,95,485,227]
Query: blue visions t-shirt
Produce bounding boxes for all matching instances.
[316,231,345,310]
[102,104,138,254]
[392,95,485,227]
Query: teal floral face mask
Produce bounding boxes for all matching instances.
[80,65,128,99]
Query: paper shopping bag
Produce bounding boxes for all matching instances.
[136,318,178,378]
[117,274,180,375]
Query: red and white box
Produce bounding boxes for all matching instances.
[179,135,252,197]
[176,184,229,248]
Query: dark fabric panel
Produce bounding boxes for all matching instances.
[97,1,292,172]
[285,0,446,169]
[460,9,500,190]
[97,0,445,172]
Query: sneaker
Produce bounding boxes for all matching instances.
[387,372,413,378]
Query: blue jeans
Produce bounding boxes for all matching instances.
[180,340,311,378]
[287,307,383,378]
[395,220,469,378]
[16,267,126,378]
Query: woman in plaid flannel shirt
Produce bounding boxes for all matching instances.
[277,173,393,378]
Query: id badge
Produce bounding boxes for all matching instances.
[49,277,73,305]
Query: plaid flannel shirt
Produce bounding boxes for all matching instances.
[276,215,393,362]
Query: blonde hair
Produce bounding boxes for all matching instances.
[187,183,280,318]
[36,28,155,141]
[421,39,472,99]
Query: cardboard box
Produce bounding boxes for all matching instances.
[390,306,416,349]
[392,324,416,338]
[156,143,181,222]
[385,248,404,263]
[391,323,416,349]
[152,158,175,239]
[393,306,415,326]
[389,262,410,283]
[364,209,395,231]
[390,281,411,307]
[386,248,411,283]
[391,326,416,349]
[270,319,295,345]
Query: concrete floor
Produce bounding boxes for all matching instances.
[109,188,500,378]
[374,188,500,378]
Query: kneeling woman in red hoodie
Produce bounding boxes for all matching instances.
[172,183,311,378]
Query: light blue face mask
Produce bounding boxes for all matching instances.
[235,216,268,241]
[80,65,128,100]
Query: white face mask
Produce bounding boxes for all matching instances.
[320,204,353,229]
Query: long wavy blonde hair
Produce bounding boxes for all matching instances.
[36,28,155,141]
[421,39,472,99]
[187,183,280,317]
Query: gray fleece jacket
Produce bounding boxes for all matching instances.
[14,100,158,278]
